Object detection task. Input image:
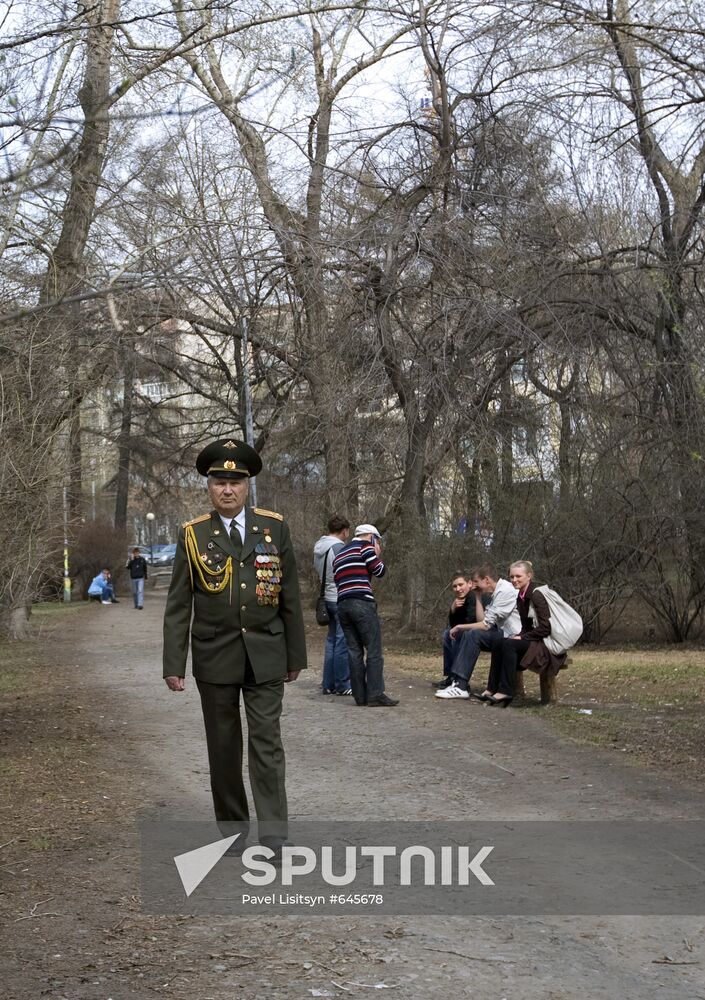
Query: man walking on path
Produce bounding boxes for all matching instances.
[162,437,307,855]
[435,564,520,700]
[333,523,398,707]
[313,515,352,695]
[126,548,148,610]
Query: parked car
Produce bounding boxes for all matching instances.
[147,543,170,556]
[127,545,153,559]
[152,543,177,567]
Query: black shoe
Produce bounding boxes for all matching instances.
[224,837,249,857]
[110,598,120,604]
[259,838,294,866]
[432,676,453,689]
[486,695,513,708]
[367,694,399,707]
[469,690,491,702]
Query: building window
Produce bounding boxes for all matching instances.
[140,382,169,400]
[514,424,538,460]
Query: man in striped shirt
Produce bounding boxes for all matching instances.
[333,524,399,707]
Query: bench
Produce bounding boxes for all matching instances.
[515,668,557,705]
[473,651,559,705]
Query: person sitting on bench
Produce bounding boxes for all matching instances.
[434,570,487,689]
[480,560,565,707]
[435,564,520,700]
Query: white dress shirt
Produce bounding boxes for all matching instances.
[484,578,521,636]
[219,508,246,544]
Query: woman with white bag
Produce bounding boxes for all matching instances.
[480,560,571,707]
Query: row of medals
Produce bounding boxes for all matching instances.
[255,542,281,605]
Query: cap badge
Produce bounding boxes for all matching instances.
[223,440,237,449]
[224,460,237,470]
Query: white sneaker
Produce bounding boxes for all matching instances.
[101,600,112,605]
[435,681,469,699]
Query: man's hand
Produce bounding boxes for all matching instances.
[164,676,186,691]
[510,634,523,641]
[449,624,469,639]
[285,670,301,683]
[452,597,465,610]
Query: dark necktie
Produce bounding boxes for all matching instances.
[229,521,242,557]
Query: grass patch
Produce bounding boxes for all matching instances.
[390,643,705,782]
[0,601,101,833]
[0,601,90,693]
[545,703,705,773]
[533,647,705,777]
[32,600,88,617]
[0,658,108,837]
[557,647,705,708]
[0,656,35,693]
[28,835,51,851]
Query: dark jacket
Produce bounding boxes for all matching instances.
[517,581,566,676]
[126,556,148,580]
[163,507,307,684]
[516,581,551,639]
[448,592,486,629]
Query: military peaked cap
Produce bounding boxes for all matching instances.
[196,438,263,479]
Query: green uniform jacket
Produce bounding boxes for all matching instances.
[162,507,308,684]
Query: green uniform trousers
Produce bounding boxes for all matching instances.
[196,659,287,843]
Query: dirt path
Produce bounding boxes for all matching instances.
[2,595,704,1000]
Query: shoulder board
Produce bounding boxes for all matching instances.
[252,506,284,522]
[182,513,211,528]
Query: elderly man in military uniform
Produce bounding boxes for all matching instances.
[163,438,307,853]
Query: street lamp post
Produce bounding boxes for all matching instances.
[146,512,155,565]
[62,486,71,603]
[241,315,258,507]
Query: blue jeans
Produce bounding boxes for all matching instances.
[321,600,350,693]
[131,577,145,608]
[337,598,385,705]
[448,627,504,683]
[442,627,483,676]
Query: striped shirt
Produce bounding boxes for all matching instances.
[332,538,385,603]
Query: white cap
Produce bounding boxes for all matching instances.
[354,523,381,539]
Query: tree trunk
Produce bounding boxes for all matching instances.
[41,2,121,304]
[604,0,705,612]
[398,422,431,630]
[6,604,31,641]
[498,368,514,549]
[656,290,705,600]
[41,0,121,510]
[0,2,123,632]
[558,399,572,505]
[114,338,136,533]
[307,364,357,513]
[67,391,83,519]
